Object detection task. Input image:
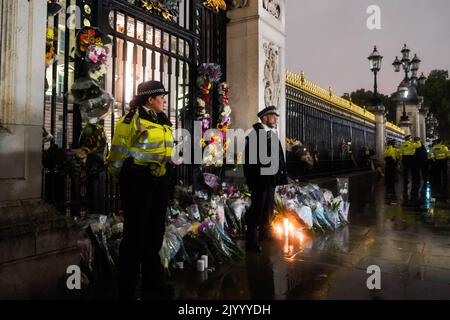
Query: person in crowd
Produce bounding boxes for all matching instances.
[384,139,399,200]
[400,135,415,196]
[430,138,449,197]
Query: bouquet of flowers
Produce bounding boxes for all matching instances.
[197,219,244,265]
[79,91,114,121]
[86,45,107,64]
[275,182,350,234]
[76,27,110,57]
[79,123,107,157]
[71,77,103,103]
[198,63,223,83]
[45,28,57,68]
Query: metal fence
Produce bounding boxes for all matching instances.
[42,0,227,216]
[286,85,376,178]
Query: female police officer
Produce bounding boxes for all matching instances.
[108,80,174,299]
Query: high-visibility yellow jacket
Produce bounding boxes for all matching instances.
[384,145,399,161]
[400,140,416,156]
[108,108,174,177]
[431,144,449,160]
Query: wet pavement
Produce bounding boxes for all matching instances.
[169,175,450,300]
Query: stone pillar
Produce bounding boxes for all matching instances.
[227,0,286,149]
[398,117,412,137]
[0,2,79,297]
[371,106,386,162]
[0,0,47,202]
[419,105,428,143]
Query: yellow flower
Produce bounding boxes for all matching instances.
[46,28,54,40]
[94,37,104,46]
[189,222,201,235]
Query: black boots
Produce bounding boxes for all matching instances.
[245,229,262,253]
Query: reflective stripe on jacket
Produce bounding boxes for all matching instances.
[384,146,399,161]
[108,109,174,177]
[400,140,416,156]
[431,144,449,160]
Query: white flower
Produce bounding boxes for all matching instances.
[90,222,104,234]
[197,98,206,108]
[221,105,231,117]
[111,223,123,235]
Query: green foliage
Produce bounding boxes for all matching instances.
[342,89,396,122]
[421,70,450,141]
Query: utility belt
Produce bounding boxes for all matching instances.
[123,157,166,175]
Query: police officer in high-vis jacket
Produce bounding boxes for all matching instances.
[108,81,174,300]
[384,139,399,199]
[400,134,416,194]
[431,138,449,195]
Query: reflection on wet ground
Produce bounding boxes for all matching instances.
[173,176,450,300]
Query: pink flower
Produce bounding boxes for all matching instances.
[87,45,107,64]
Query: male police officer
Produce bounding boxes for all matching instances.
[243,106,288,252]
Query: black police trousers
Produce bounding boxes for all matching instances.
[385,158,396,196]
[246,185,275,236]
[118,160,169,299]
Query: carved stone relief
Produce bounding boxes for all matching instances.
[263,0,281,20]
[263,41,281,109]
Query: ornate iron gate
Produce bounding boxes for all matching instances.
[43,0,227,216]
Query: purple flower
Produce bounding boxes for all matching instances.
[222,117,231,126]
[202,117,211,130]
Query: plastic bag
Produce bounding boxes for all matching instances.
[227,198,248,221]
[79,91,114,121]
[159,224,184,267]
[203,173,220,190]
[186,204,201,221]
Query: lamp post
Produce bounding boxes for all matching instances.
[398,84,409,122]
[392,44,427,136]
[368,46,383,105]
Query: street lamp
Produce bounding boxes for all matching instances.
[368,46,383,104]
[398,83,409,122]
[418,72,427,86]
[393,44,427,130]
[393,44,425,83]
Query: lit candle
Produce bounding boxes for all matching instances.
[275,224,283,236]
[201,255,208,269]
[299,231,304,244]
[284,235,289,254]
[197,259,205,272]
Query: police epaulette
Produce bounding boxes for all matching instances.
[123,109,136,124]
